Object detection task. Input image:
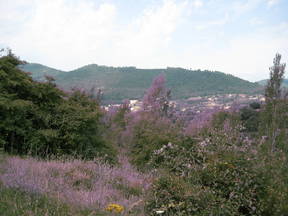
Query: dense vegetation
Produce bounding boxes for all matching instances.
[20,63,261,102]
[0,51,115,161]
[107,54,288,215]
[1,51,287,215]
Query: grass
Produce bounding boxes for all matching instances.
[0,153,151,215]
[110,177,143,199]
[0,186,107,216]
[0,152,104,216]
[0,151,6,176]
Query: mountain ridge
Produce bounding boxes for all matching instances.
[20,63,262,102]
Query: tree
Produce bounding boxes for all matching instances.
[265,54,286,100]
[142,74,171,116]
[0,51,115,161]
[262,53,286,152]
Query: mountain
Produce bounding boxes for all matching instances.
[20,63,262,102]
[257,79,288,88]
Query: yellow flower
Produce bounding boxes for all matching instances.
[105,203,124,213]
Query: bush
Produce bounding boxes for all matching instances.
[147,146,261,215]
[126,111,183,169]
[240,106,260,132]
[145,110,288,216]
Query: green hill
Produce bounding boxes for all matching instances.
[20,63,262,102]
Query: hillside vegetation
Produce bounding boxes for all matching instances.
[20,63,261,102]
[1,52,288,215]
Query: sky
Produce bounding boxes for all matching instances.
[1,0,288,81]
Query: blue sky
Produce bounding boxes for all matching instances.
[1,0,287,81]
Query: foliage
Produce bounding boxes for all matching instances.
[104,100,130,147]
[128,113,182,169]
[145,111,288,215]
[261,53,287,153]
[240,105,260,132]
[265,54,285,100]
[123,75,183,169]
[142,74,171,116]
[0,52,115,160]
[2,51,288,216]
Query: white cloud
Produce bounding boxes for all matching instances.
[0,0,32,21]
[3,0,188,70]
[112,0,188,66]
[0,0,34,41]
[192,0,203,9]
[249,17,264,26]
[232,0,262,15]
[3,0,117,69]
[267,0,280,7]
[195,13,229,30]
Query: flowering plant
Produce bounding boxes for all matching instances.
[105,203,124,213]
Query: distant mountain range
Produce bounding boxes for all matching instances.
[257,79,288,88]
[19,63,262,102]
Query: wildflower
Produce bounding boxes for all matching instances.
[105,203,124,213]
[167,142,173,148]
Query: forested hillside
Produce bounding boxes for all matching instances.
[20,63,261,102]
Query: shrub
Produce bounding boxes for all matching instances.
[240,106,260,132]
[127,112,183,169]
[145,109,288,216]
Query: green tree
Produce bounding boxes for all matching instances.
[0,51,115,161]
[262,53,286,152]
